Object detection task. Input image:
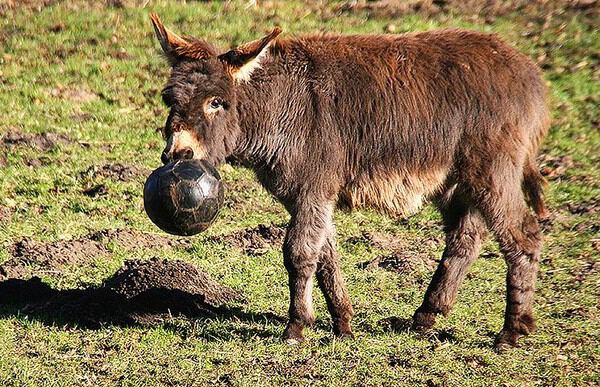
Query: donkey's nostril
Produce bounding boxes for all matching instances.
[171,147,194,161]
[181,147,194,160]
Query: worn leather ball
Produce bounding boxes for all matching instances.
[143,159,224,236]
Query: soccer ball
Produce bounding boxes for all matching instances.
[143,159,224,236]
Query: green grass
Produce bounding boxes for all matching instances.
[0,1,598,385]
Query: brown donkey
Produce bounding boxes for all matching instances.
[149,14,549,350]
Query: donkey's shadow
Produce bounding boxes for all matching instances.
[0,277,285,341]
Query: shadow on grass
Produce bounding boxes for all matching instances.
[0,277,285,340]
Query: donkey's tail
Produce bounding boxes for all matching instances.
[523,155,548,218]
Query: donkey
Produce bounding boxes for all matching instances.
[149,14,549,350]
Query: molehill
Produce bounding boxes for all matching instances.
[0,258,242,327]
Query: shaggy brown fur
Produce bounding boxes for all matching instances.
[149,14,549,350]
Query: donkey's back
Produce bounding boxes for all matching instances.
[273,29,548,217]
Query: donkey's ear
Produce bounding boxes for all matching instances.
[150,13,190,64]
[218,27,282,83]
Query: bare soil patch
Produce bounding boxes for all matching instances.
[350,231,438,274]
[24,156,53,167]
[1,129,72,152]
[49,86,99,103]
[0,258,242,327]
[82,183,109,197]
[357,251,436,274]
[211,224,286,255]
[110,48,132,60]
[106,0,125,8]
[346,230,406,251]
[80,162,149,182]
[48,21,65,33]
[566,199,599,215]
[4,236,108,277]
[347,229,443,250]
[0,229,190,280]
[571,258,600,284]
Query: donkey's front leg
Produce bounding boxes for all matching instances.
[282,200,334,344]
[316,234,354,338]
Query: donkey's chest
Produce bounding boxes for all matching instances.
[338,168,448,216]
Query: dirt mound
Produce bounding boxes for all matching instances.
[0,130,72,152]
[212,224,286,255]
[0,229,191,280]
[358,252,436,274]
[106,258,241,307]
[80,162,149,182]
[0,258,242,327]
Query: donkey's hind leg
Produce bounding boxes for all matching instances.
[413,192,487,330]
[474,181,542,350]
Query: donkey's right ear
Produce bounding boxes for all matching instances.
[150,13,190,64]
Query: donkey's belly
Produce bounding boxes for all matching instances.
[338,168,448,216]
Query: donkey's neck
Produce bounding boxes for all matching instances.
[232,72,295,168]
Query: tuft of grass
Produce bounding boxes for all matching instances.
[0,1,598,386]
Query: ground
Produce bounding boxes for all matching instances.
[0,0,598,385]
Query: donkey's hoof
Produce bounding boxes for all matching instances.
[494,341,514,353]
[282,323,305,345]
[334,330,355,340]
[494,330,520,352]
[283,336,305,345]
[412,310,436,331]
[333,321,354,340]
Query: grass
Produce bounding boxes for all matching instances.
[0,1,598,385]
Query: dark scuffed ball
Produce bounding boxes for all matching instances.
[144,159,224,236]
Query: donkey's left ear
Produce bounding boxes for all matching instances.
[218,27,282,83]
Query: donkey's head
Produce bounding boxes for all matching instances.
[150,14,281,165]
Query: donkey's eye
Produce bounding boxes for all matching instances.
[209,98,223,110]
